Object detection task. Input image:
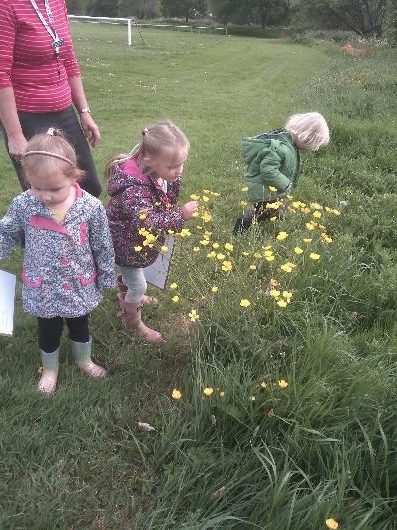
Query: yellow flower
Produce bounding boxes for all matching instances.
[267,201,281,210]
[240,299,251,307]
[332,209,341,216]
[160,245,169,253]
[203,189,211,194]
[249,264,257,270]
[202,195,209,202]
[250,396,256,401]
[280,263,293,273]
[219,390,225,397]
[171,389,182,399]
[303,238,312,243]
[278,379,288,389]
[260,381,267,389]
[268,185,277,192]
[306,222,316,230]
[313,210,322,218]
[270,289,281,298]
[170,283,178,289]
[168,229,175,234]
[212,242,220,249]
[139,212,147,220]
[325,518,339,530]
[283,291,292,302]
[253,252,262,259]
[203,387,214,396]
[179,228,191,237]
[265,255,275,262]
[171,296,180,303]
[310,202,322,210]
[240,200,248,207]
[241,186,249,192]
[216,253,226,260]
[190,193,200,200]
[211,191,220,197]
[277,299,288,307]
[224,242,234,251]
[192,211,199,217]
[200,239,210,246]
[193,247,200,252]
[134,246,142,252]
[270,216,277,222]
[276,231,288,241]
[309,253,321,260]
[264,250,273,257]
[207,251,216,259]
[294,246,303,255]
[321,233,333,244]
[221,260,233,272]
[201,211,212,223]
[270,278,279,286]
[211,286,219,293]
[188,309,200,322]
[242,251,250,256]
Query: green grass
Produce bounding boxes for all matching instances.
[1,24,397,529]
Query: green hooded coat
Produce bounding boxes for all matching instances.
[242,130,301,204]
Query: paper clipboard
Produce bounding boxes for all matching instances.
[143,236,175,289]
[0,269,16,337]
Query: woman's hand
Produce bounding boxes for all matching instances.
[80,112,101,147]
[7,131,27,161]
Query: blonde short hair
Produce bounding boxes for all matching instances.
[284,112,329,151]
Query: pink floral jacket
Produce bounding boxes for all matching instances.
[0,183,115,318]
[106,156,185,267]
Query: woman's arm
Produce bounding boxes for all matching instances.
[69,76,100,147]
[0,87,27,159]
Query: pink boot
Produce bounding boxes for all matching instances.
[117,292,163,343]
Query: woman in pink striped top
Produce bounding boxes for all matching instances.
[0,0,102,197]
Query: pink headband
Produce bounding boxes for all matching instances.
[23,150,74,166]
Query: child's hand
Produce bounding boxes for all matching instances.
[181,201,199,220]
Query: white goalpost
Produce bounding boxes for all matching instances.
[68,15,227,46]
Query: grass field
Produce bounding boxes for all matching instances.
[1,24,397,529]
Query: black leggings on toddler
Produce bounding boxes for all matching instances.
[37,314,90,353]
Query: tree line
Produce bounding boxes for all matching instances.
[66,0,396,38]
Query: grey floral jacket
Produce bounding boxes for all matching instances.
[0,183,115,318]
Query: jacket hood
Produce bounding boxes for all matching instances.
[107,157,149,197]
[242,130,293,166]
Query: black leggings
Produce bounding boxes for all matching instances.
[1,106,102,197]
[233,201,286,234]
[37,314,90,353]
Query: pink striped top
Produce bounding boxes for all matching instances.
[0,0,81,113]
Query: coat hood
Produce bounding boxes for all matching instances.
[242,130,294,166]
[107,157,149,197]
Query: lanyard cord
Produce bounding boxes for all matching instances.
[29,0,64,58]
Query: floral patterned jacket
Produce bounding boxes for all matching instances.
[0,183,115,318]
[106,156,185,268]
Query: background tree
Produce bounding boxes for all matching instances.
[212,0,289,26]
[293,0,387,36]
[160,0,208,21]
[385,0,397,42]
[87,0,118,16]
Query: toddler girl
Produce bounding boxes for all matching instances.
[106,121,198,343]
[233,112,330,234]
[0,129,115,394]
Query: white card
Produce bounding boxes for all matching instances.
[143,236,175,289]
[0,269,16,336]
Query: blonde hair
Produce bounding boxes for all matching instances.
[105,120,190,179]
[284,112,329,151]
[22,129,84,182]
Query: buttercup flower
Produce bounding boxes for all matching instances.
[253,252,262,258]
[303,238,312,243]
[200,239,210,246]
[306,222,317,230]
[240,200,248,206]
[224,243,234,251]
[211,286,219,293]
[277,299,287,307]
[201,212,212,223]
[313,210,322,218]
[242,251,250,256]
[170,283,178,289]
[325,518,339,530]
[240,299,251,307]
[219,391,225,397]
[294,246,303,255]
[270,289,281,298]
[276,231,288,241]
[270,278,279,286]
[310,202,322,210]
[189,309,200,322]
[217,253,226,260]
[134,246,142,252]
[203,387,214,396]
[190,193,200,200]
[241,186,249,192]
[249,265,257,270]
[160,245,168,253]
[202,195,209,202]
[278,379,288,389]
[179,228,191,237]
[260,381,267,389]
[193,247,200,252]
[265,255,275,262]
[321,233,333,244]
[282,291,292,302]
[172,389,182,399]
[212,242,220,249]
[221,260,233,272]
[309,253,321,260]
[207,251,216,259]
[171,296,180,303]
[269,186,277,192]
[280,263,293,273]
[139,212,147,220]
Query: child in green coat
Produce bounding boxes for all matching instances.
[233,112,329,234]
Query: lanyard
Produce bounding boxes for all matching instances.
[29,0,64,58]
